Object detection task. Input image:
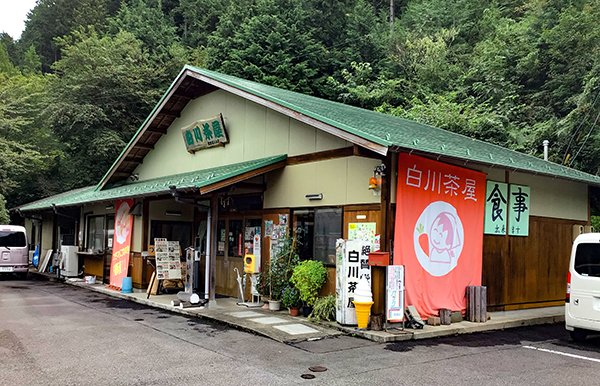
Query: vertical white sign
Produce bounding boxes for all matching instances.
[252,234,261,271]
[336,239,372,325]
[386,265,404,322]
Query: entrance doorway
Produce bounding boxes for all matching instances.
[215,216,262,297]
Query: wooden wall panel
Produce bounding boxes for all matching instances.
[343,205,383,314]
[482,235,507,308]
[483,215,582,310]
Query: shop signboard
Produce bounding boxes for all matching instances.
[393,154,486,318]
[155,238,182,280]
[386,265,404,323]
[336,239,372,325]
[109,199,134,289]
[484,181,508,235]
[508,184,530,236]
[181,114,228,153]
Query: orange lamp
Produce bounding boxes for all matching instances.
[368,176,378,190]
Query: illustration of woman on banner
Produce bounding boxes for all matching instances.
[429,211,462,264]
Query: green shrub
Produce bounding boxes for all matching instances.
[282,285,300,308]
[291,260,327,307]
[309,295,336,322]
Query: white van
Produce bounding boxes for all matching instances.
[0,225,29,279]
[566,233,600,341]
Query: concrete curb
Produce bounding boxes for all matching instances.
[28,270,340,344]
[29,270,564,344]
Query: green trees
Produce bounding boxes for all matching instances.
[4,0,600,213]
[47,30,161,188]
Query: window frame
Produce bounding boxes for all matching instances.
[292,206,342,267]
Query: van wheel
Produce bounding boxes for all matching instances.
[570,328,588,342]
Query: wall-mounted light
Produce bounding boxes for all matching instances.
[305,193,323,201]
[165,210,182,217]
[369,163,386,194]
[105,204,114,211]
[129,173,139,182]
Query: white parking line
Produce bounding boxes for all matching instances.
[523,345,600,363]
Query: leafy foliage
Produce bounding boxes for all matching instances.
[291,260,327,307]
[309,295,336,322]
[281,285,301,308]
[0,194,9,224]
[5,0,600,217]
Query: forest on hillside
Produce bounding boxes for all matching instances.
[1,0,600,222]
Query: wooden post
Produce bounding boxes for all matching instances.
[209,194,218,303]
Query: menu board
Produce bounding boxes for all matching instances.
[154,238,182,280]
[386,265,405,323]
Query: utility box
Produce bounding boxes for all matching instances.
[244,254,259,274]
[60,245,79,277]
[368,252,390,266]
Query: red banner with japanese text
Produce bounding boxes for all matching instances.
[109,199,134,289]
[394,154,486,318]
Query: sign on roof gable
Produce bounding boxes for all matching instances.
[181,114,229,153]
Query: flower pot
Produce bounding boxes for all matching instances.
[302,305,313,317]
[268,300,281,311]
[289,307,300,316]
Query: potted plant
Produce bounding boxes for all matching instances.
[291,260,327,316]
[309,295,336,322]
[261,232,300,311]
[282,285,301,316]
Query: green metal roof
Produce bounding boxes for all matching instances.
[18,155,286,212]
[184,65,600,186]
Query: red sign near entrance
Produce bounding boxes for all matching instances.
[393,154,486,318]
[109,199,134,289]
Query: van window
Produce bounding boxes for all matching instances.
[0,230,27,247]
[574,243,600,277]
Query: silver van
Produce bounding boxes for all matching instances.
[566,233,600,341]
[0,225,29,279]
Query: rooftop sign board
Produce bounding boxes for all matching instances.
[181,114,228,153]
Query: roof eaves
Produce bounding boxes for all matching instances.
[95,67,191,192]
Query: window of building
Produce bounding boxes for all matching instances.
[228,219,244,257]
[217,220,226,256]
[86,215,105,252]
[85,215,114,252]
[293,207,342,266]
[150,220,193,250]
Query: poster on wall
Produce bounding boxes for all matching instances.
[348,222,379,252]
[335,239,372,325]
[155,238,182,280]
[484,181,508,235]
[393,154,486,318]
[109,199,134,289]
[508,184,530,236]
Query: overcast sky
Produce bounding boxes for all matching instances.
[0,0,38,39]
